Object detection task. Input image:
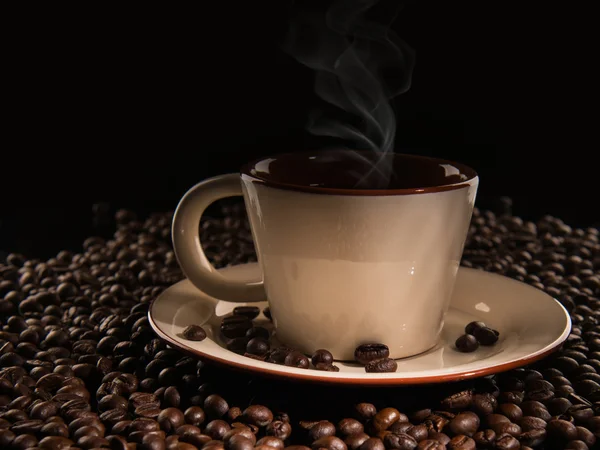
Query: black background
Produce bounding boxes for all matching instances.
[1,1,598,259]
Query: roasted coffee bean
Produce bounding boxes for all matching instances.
[471,393,497,415]
[181,325,207,341]
[337,418,364,437]
[519,416,547,431]
[520,401,551,421]
[311,435,347,450]
[472,429,495,447]
[246,338,270,356]
[345,432,370,450]
[497,403,522,422]
[284,351,310,369]
[371,408,404,433]
[464,321,486,335]
[547,419,579,440]
[205,420,231,440]
[183,406,205,427]
[355,403,377,422]
[257,436,285,449]
[266,347,292,364]
[383,432,417,450]
[473,327,499,346]
[365,358,397,373]
[312,349,334,367]
[315,363,340,371]
[266,420,292,440]
[416,440,444,450]
[442,390,473,410]
[455,335,478,352]
[204,395,229,419]
[232,306,260,320]
[492,433,519,450]
[449,412,480,437]
[241,405,273,427]
[157,407,185,433]
[519,428,546,447]
[490,422,521,437]
[447,435,475,450]
[308,421,336,441]
[354,344,390,365]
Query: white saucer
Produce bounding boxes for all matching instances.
[148,263,571,386]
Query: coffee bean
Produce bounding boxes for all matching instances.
[497,403,522,422]
[547,419,578,440]
[383,432,417,449]
[157,407,184,433]
[204,395,229,419]
[464,321,486,335]
[472,429,495,447]
[181,325,206,341]
[354,344,390,365]
[308,421,336,441]
[311,436,347,450]
[564,441,589,450]
[315,363,340,371]
[183,406,205,427]
[473,327,499,346]
[266,420,292,440]
[447,435,475,450]
[365,358,397,373]
[205,420,231,440]
[284,351,309,369]
[471,393,497,415]
[241,405,273,427]
[257,436,285,449]
[345,432,370,450]
[441,390,473,410]
[246,338,270,356]
[492,433,519,450]
[337,418,364,437]
[576,426,596,448]
[455,335,478,352]
[232,306,260,320]
[312,349,334,367]
[371,408,405,434]
[355,403,377,422]
[449,412,480,437]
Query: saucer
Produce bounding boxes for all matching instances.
[148,263,571,386]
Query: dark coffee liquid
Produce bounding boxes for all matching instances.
[243,150,476,192]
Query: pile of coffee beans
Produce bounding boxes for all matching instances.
[0,198,599,449]
[455,322,500,353]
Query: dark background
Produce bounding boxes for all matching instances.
[1,1,597,259]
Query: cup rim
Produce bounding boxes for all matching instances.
[240,150,478,196]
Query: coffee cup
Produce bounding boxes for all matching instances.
[172,150,478,361]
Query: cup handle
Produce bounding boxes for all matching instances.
[171,173,265,303]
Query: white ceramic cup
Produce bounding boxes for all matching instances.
[172,151,479,361]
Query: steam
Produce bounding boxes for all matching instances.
[282,0,415,188]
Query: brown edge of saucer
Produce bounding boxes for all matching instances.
[147,302,569,387]
[239,151,479,197]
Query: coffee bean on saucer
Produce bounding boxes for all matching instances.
[473,327,500,346]
[267,347,292,364]
[465,321,486,335]
[233,306,260,320]
[312,349,334,366]
[455,334,479,352]
[246,338,270,356]
[284,351,310,369]
[315,363,340,372]
[365,358,397,373]
[182,325,207,341]
[354,344,390,365]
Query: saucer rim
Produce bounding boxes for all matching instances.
[148,265,571,386]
